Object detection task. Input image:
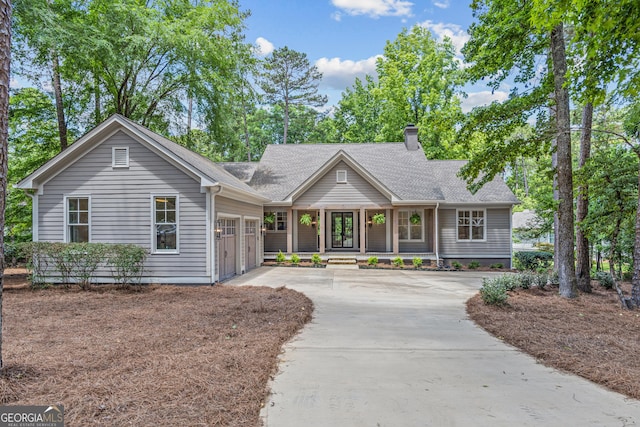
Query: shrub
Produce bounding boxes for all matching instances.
[71,243,109,290]
[480,278,508,305]
[108,244,147,288]
[290,253,300,265]
[451,261,462,270]
[311,253,322,266]
[392,256,404,267]
[594,271,614,289]
[412,257,423,269]
[468,260,480,270]
[367,256,378,266]
[276,250,286,263]
[514,251,553,271]
[490,263,504,269]
[534,242,554,253]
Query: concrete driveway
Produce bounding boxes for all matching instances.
[227,267,640,426]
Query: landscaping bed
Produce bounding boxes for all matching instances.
[467,281,640,400]
[0,269,313,426]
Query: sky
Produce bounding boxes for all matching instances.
[238,0,509,112]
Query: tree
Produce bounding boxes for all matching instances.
[375,25,463,158]
[0,0,11,369]
[332,75,381,143]
[257,46,327,144]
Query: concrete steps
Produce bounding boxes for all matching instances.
[327,256,357,265]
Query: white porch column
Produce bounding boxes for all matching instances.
[287,208,293,254]
[319,208,326,254]
[359,208,366,254]
[392,207,399,254]
[385,208,391,252]
[293,210,298,252]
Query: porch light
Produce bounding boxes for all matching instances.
[260,222,267,234]
[311,217,317,228]
[367,216,373,228]
[215,220,222,240]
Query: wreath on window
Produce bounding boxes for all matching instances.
[410,212,422,225]
[263,212,275,224]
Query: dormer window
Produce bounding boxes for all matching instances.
[336,170,347,183]
[112,147,129,168]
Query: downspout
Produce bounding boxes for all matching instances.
[435,203,440,267]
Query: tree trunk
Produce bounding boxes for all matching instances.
[0,0,11,369]
[576,103,593,292]
[51,53,68,151]
[550,23,578,298]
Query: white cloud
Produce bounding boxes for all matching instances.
[433,0,450,8]
[459,90,509,113]
[315,55,381,90]
[254,37,274,57]
[419,20,469,56]
[331,0,413,18]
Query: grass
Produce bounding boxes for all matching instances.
[0,269,312,426]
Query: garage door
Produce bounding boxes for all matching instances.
[245,220,257,271]
[219,219,236,281]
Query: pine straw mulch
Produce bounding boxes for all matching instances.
[0,268,313,426]
[467,281,640,400]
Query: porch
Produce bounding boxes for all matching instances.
[264,252,439,263]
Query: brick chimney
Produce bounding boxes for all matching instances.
[404,124,419,151]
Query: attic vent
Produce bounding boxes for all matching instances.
[336,170,347,183]
[112,147,129,168]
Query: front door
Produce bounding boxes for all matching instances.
[331,212,354,248]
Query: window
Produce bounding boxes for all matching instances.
[458,210,485,241]
[336,170,347,183]
[265,211,287,232]
[112,147,129,168]
[154,196,178,252]
[66,196,90,242]
[398,210,422,241]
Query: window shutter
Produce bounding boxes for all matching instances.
[113,147,129,167]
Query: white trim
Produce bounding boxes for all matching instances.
[336,169,347,183]
[397,209,424,242]
[434,203,440,265]
[112,146,129,168]
[151,194,180,254]
[64,194,91,243]
[31,194,39,241]
[455,208,487,242]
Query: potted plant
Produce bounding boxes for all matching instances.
[410,212,421,225]
[264,212,275,225]
[372,213,386,225]
[299,213,313,226]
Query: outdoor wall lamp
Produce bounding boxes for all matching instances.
[215,220,222,240]
[367,216,373,228]
[311,216,317,228]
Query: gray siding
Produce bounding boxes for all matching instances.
[297,210,318,252]
[438,208,511,257]
[367,210,387,252]
[38,130,208,278]
[294,161,390,207]
[399,209,434,253]
[265,233,286,252]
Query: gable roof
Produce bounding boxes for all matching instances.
[248,143,518,205]
[17,114,268,202]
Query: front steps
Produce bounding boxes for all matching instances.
[327,256,357,265]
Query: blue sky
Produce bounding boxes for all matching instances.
[239,0,508,111]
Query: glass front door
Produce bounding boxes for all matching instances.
[331,212,354,248]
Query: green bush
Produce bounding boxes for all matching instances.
[451,260,462,270]
[311,253,322,266]
[367,256,378,266]
[468,260,480,270]
[276,250,286,263]
[514,251,553,271]
[534,242,554,253]
[392,256,404,267]
[72,243,109,290]
[290,253,300,265]
[412,257,423,269]
[480,278,508,305]
[20,242,53,287]
[594,271,614,289]
[108,244,147,288]
[490,263,504,269]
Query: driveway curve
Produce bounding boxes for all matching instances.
[227,267,640,427]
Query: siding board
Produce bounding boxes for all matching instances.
[438,208,511,257]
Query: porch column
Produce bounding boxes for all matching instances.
[292,210,298,252]
[392,207,399,254]
[359,208,366,254]
[319,208,326,254]
[287,208,293,254]
[385,208,391,252]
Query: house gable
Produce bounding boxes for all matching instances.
[293,160,391,208]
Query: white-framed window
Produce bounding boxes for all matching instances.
[398,210,423,241]
[457,209,486,241]
[265,211,287,232]
[153,195,179,253]
[65,196,90,242]
[336,169,347,183]
[112,147,129,168]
